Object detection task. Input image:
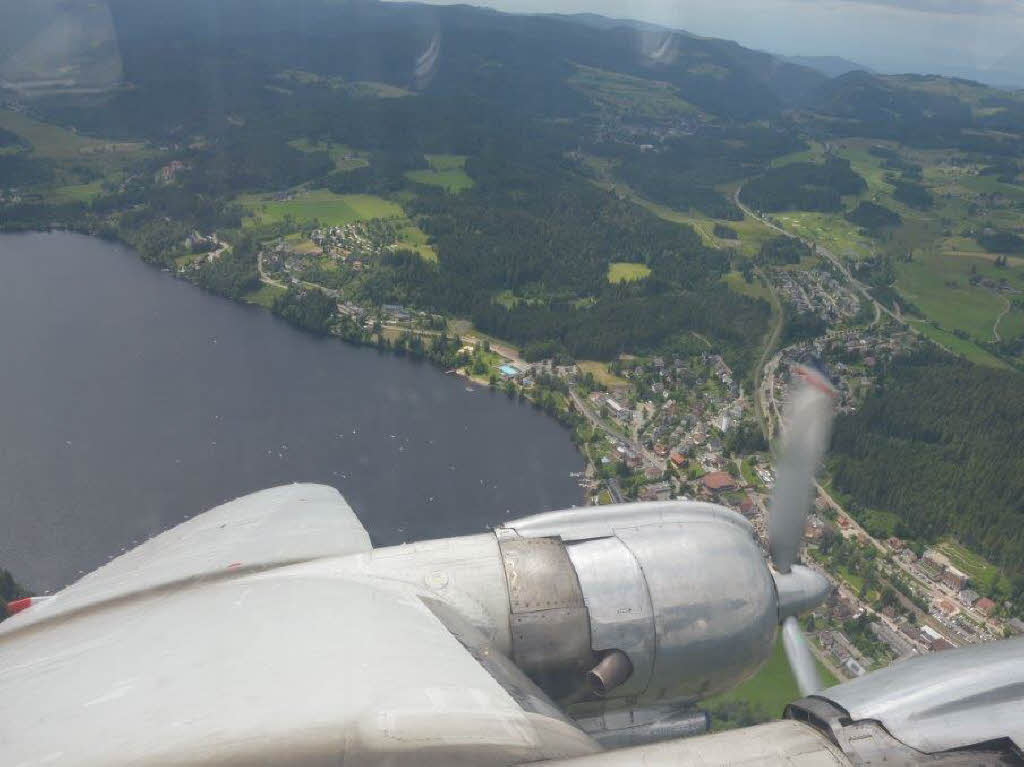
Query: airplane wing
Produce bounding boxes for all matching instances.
[0,485,600,765]
[0,566,598,765]
[3,484,372,629]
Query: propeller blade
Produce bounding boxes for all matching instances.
[782,615,822,697]
[768,365,835,574]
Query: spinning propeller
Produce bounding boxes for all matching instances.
[768,364,836,696]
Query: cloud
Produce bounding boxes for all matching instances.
[809,0,1024,16]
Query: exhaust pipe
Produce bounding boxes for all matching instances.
[588,650,633,696]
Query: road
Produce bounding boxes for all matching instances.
[568,389,663,473]
[752,267,785,440]
[994,295,1010,342]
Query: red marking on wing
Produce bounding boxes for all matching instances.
[5,597,32,615]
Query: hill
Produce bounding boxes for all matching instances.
[778,54,872,78]
[831,349,1024,582]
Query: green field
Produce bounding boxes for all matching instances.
[396,221,437,261]
[770,140,826,169]
[243,283,287,309]
[701,638,837,728]
[287,139,369,172]
[608,262,652,283]
[0,109,146,162]
[404,154,474,193]
[51,180,107,203]
[895,249,1024,344]
[908,321,1011,369]
[779,212,874,260]
[275,71,412,99]
[722,270,772,302]
[578,360,629,387]
[935,539,1007,591]
[569,63,697,119]
[239,190,404,227]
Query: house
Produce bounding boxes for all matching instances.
[942,566,970,591]
[958,589,980,607]
[975,597,997,616]
[653,443,669,457]
[702,471,737,493]
[669,452,687,469]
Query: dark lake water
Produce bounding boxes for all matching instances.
[0,232,583,593]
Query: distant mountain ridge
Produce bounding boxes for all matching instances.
[778,55,873,78]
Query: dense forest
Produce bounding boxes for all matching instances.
[739,159,866,212]
[891,179,935,210]
[845,201,902,233]
[472,286,770,374]
[756,236,811,266]
[978,231,1024,254]
[830,349,1024,577]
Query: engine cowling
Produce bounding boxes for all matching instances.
[495,502,779,706]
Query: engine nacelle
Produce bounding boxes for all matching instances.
[495,502,779,706]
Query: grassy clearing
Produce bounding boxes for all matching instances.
[51,179,107,202]
[239,190,404,227]
[0,109,146,162]
[283,232,321,254]
[770,140,826,168]
[345,81,414,99]
[780,212,874,260]
[568,63,697,119]
[722,270,772,302]
[702,638,837,728]
[275,71,412,98]
[404,154,474,192]
[608,262,651,283]
[287,139,369,172]
[243,283,288,309]
[935,539,1006,590]
[908,321,1011,369]
[895,250,1022,341]
[578,360,629,387]
[396,221,437,262]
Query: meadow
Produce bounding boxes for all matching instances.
[239,190,404,227]
[607,262,652,283]
[404,154,474,193]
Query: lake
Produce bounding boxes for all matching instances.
[0,232,583,593]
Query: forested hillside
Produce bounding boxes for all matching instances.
[831,349,1024,575]
[740,158,866,212]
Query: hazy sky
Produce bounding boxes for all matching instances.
[407,0,1024,84]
